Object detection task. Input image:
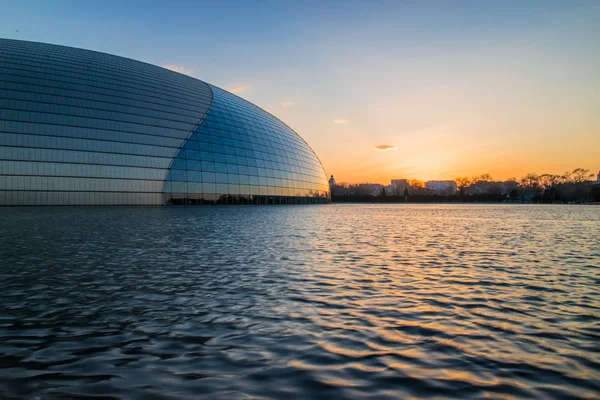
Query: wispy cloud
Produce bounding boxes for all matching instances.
[228,86,247,94]
[333,119,348,124]
[281,101,295,108]
[375,145,397,151]
[162,64,194,76]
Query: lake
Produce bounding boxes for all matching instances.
[1,204,599,399]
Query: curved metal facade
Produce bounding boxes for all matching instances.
[0,39,330,205]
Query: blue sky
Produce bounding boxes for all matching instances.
[1,0,599,182]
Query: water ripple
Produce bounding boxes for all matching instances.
[0,204,599,399]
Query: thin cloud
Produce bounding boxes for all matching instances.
[228,86,247,94]
[333,119,348,124]
[375,145,397,151]
[281,101,295,108]
[162,64,193,76]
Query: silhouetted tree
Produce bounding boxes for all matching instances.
[539,174,561,189]
[409,179,426,195]
[520,173,541,195]
[455,176,473,189]
[571,168,593,184]
[471,174,494,194]
[476,173,493,182]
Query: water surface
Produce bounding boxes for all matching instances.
[1,204,599,399]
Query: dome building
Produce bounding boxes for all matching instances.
[0,39,330,205]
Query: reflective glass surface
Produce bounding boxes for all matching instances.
[165,86,330,205]
[0,39,211,205]
[0,39,329,206]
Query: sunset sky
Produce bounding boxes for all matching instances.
[2,0,598,183]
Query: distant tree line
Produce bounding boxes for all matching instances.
[455,168,599,203]
[331,168,600,203]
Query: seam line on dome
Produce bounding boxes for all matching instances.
[162,84,215,202]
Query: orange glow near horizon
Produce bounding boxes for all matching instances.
[269,78,600,184]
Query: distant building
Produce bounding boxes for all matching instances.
[329,175,347,196]
[425,180,458,195]
[390,179,410,194]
